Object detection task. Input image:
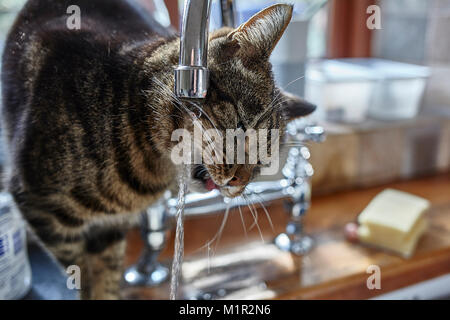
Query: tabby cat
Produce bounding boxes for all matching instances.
[1,0,315,299]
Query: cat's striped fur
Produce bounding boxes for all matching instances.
[1,0,314,299]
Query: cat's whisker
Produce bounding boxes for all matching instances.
[188,100,220,135]
[260,74,305,120]
[254,194,274,232]
[278,75,305,94]
[252,94,289,127]
[237,202,248,238]
[281,141,312,148]
[271,99,290,111]
[152,78,196,122]
[197,202,231,256]
[268,93,288,110]
[150,81,220,166]
[243,194,264,242]
[213,203,231,253]
[193,132,217,166]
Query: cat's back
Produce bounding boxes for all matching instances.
[4,0,171,48]
[1,0,172,138]
[0,0,176,209]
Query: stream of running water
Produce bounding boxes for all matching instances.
[169,164,188,300]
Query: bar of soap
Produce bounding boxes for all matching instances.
[357,189,430,257]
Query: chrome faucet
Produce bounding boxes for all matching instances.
[123,0,325,293]
[174,0,237,98]
[174,0,212,98]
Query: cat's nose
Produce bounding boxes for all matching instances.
[227,169,251,187]
[228,175,243,187]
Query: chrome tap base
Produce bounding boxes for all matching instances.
[274,233,314,256]
[123,196,171,287]
[123,263,169,287]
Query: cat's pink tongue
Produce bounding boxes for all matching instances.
[205,178,218,191]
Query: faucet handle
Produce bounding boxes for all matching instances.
[276,122,319,256]
[123,194,171,287]
[287,120,325,143]
[302,125,325,142]
[282,147,314,181]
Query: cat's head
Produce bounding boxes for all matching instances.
[182,4,315,197]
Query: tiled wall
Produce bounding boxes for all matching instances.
[423,0,450,110]
[437,118,450,171]
[373,0,450,110]
[426,0,450,65]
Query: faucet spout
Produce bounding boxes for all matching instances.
[174,0,213,99]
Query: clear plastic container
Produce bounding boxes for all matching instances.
[305,58,430,123]
[361,59,430,120]
[0,192,32,300]
[305,59,378,122]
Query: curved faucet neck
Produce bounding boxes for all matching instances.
[174,0,235,99]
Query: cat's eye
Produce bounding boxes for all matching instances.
[237,121,246,131]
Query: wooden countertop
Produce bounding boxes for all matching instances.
[124,173,450,299]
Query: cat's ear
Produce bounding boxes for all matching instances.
[278,89,316,120]
[227,4,293,59]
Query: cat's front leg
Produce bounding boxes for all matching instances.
[14,199,92,299]
[85,227,127,300]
